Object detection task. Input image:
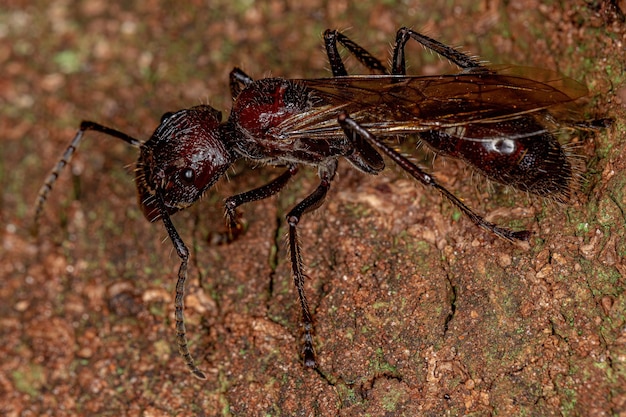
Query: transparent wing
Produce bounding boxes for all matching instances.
[279,66,588,139]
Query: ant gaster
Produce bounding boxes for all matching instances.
[34,28,609,379]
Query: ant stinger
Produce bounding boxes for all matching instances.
[34,27,609,379]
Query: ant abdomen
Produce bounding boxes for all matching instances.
[420,115,573,201]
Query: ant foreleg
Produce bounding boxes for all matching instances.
[286,161,336,367]
[323,29,388,77]
[229,67,255,99]
[337,111,531,242]
[209,165,299,245]
[391,27,484,75]
[156,194,207,380]
[33,121,142,234]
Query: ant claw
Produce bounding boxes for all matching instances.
[303,350,316,368]
[511,230,533,242]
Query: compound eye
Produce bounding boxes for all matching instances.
[180,168,195,184]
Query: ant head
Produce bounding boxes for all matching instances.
[136,105,232,222]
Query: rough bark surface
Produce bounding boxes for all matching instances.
[2,1,625,415]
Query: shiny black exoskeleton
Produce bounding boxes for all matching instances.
[35,28,607,379]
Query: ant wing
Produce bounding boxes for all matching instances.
[281,67,587,139]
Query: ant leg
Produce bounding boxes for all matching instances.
[209,165,299,245]
[156,194,207,380]
[33,121,141,234]
[229,67,255,99]
[574,118,613,130]
[286,162,336,367]
[323,29,388,76]
[337,111,531,242]
[391,27,484,75]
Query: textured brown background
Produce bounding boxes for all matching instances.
[2,0,626,415]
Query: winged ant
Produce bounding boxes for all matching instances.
[34,28,609,379]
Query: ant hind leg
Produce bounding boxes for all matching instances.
[337,111,531,242]
[323,27,486,77]
[391,27,485,75]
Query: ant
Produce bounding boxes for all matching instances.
[34,28,609,379]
